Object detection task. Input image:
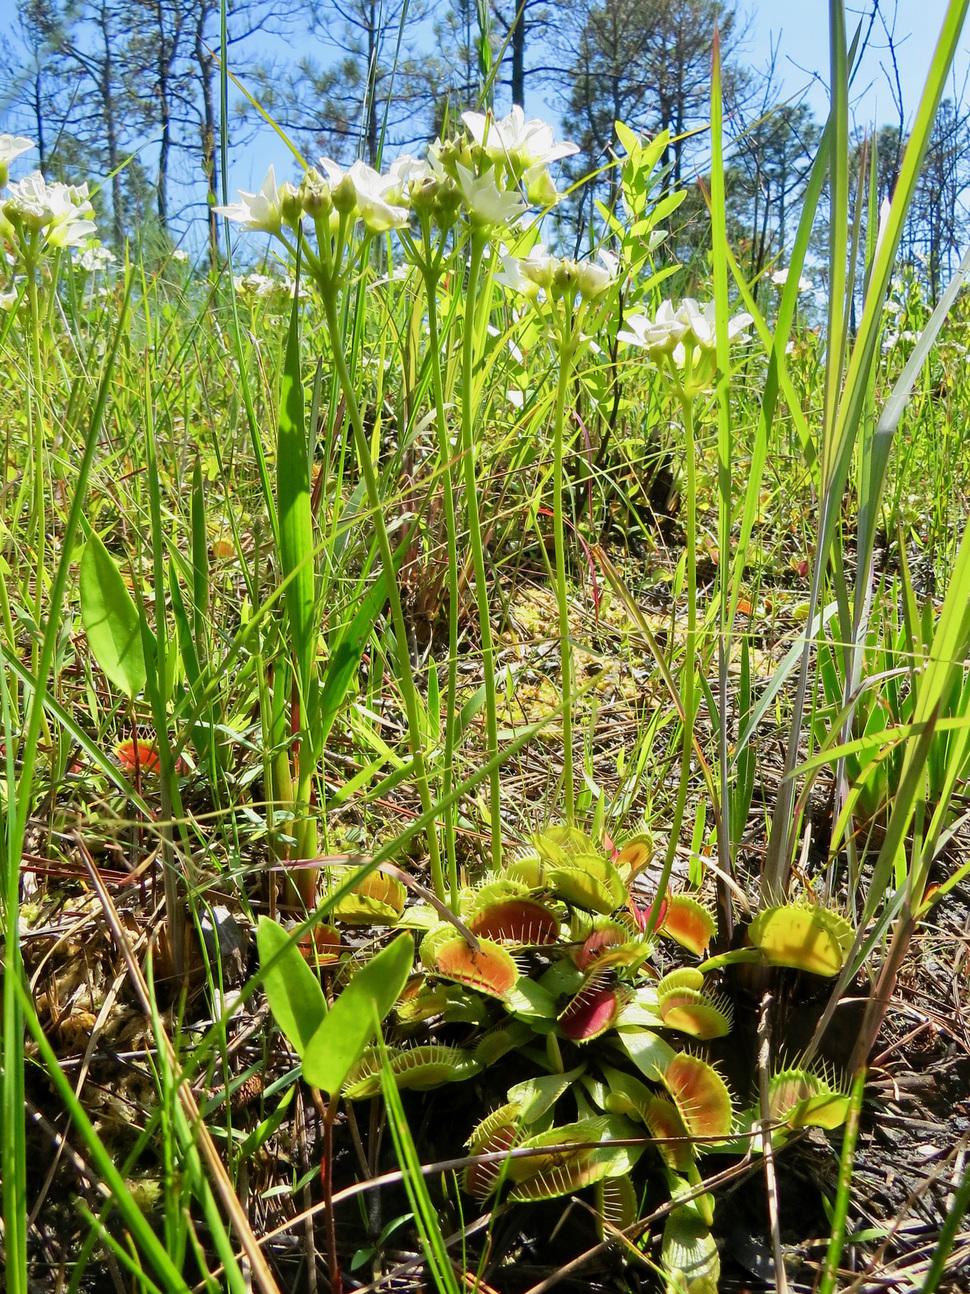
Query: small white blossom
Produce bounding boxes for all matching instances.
[233,270,296,300]
[462,106,578,170]
[215,165,292,235]
[499,245,617,302]
[4,172,97,249]
[0,285,20,310]
[0,135,34,174]
[385,153,432,203]
[676,297,753,349]
[318,157,409,232]
[574,251,617,300]
[77,244,115,272]
[171,248,189,263]
[618,300,688,354]
[455,163,526,227]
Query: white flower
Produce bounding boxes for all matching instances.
[233,270,296,300]
[770,267,811,293]
[0,135,34,175]
[497,246,616,303]
[385,153,432,202]
[77,244,115,272]
[0,285,20,310]
[4,172,97,248]
[620,297,751,359]
[676,297,752,349]
[317,157,409,232]
[171,248,189,263]
[495,253,540,296]
[215,165,291,235]
[462,106,578,170]
[618,300,688,354]
[455,163,526,227]
[574,251,617,300]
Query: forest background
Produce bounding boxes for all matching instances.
[2,0,968,296]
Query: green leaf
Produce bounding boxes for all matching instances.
[256,917,328,1057]
[79,530,152,698]
[315,571,391,751]
[302,932,413,1094]
[507,1065,586,1122]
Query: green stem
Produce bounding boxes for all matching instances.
[552,316,576,822]
[421,227,461,906]
[818,1067,866,1294]
[657,382,699,895]
[460,231,502,869]
[319,285,445,900]
[26,246,46,674]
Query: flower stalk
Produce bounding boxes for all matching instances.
[460,230,503,869]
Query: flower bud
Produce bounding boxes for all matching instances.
[299,169,332,218]
[430,137,470,179]
[331,174,357,216]
[409,176,437,216]
[280,183,303,227]
[432,178,462,230]
[524,164,559,208]
[551,261,579,301]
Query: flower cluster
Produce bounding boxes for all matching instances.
[620,298,753,394]
[497,245,618,305]
[3,170,97,251]
[233,270,297,301]
[0,136,109,311]
[215,105,578,248]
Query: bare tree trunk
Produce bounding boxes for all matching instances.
[154,0,180,231]
[195,4,220,270]
[97,2,124,245]
[510,3,525,106]
[32,67,46,169]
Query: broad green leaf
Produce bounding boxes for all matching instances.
[507,1065,586,1123]
[617,1028,675,1082]
[79,530,152,698]
[302,932,413,1094]
[256,917,327,1057]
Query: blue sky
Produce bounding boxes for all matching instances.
[229,0,968,198]
[744,2,966,126]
